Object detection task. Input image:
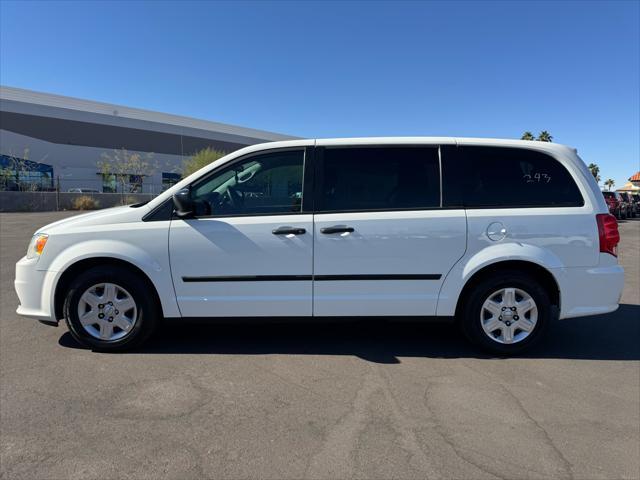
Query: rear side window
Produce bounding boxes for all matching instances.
[461,147,584,208]
[317,147,440,212]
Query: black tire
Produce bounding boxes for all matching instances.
[64,265,159,351]
[459,270,552,355]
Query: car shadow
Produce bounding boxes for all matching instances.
[59,304,640,362]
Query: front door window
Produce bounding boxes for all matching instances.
[191,150,304,217]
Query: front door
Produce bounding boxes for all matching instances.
[312,145,467,316]
[169,149,313,317]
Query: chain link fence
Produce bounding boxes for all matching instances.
[0,174,176,212]
[0,191,158,212]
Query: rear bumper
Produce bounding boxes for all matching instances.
[553,261,624,319]
[15,256,56,322]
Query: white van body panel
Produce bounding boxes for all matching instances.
[16,205,180,319]
[168,215,313,317]
[435,207,613,318]
[313,209,467,316]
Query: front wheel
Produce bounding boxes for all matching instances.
[459,271,552,355]
[64,266,159,351]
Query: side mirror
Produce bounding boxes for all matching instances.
[172,187,194,218]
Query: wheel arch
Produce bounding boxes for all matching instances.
[54,257,164,321]
[453,260,561,319]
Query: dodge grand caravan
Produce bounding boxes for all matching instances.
[15,138,624,355]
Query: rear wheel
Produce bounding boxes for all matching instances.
[460,271,551,355]
[64,266,158,351]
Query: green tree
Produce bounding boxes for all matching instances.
[521,131,535,141]
[98,148,155,195]
[587,163,601,183]
[181,147,226,177]
[0,166,13,190]
[537,130,553,142]
[521,131,553,142]
[604,178,615,191]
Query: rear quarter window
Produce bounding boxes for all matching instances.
[460,146,584,208]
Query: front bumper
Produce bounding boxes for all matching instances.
[15,256,56,322]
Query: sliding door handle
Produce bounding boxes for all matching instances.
[320,225,354,234]
[272,226,306,235]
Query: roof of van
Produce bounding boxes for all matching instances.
[245,137,577,154]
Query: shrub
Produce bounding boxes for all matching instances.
[182,147,226,177]
[72,195,99,210]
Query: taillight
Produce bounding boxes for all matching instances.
[596,214,620,257]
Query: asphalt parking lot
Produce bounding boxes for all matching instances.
[1,212,638,480]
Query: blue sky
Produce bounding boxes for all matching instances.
[1,0,638,187]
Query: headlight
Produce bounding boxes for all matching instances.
[26,233,49,259]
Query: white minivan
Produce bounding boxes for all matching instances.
[15,138,624,355]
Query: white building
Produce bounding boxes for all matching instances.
[0,86,294,193]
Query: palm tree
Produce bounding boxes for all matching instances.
[537,131,553,142]
[521,131,535,141]
[604,178,615,191]
[588,163,601,183]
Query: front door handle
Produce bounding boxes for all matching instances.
[272,226,306,235]
[320,225,355,234]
